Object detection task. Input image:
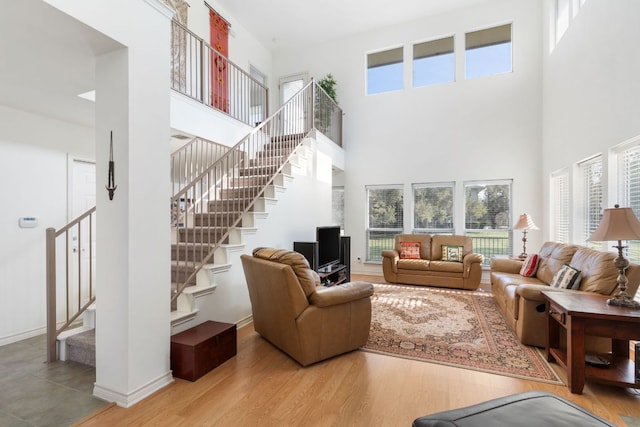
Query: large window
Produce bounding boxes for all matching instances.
[550,170,570,243]
[617,144,640,263]
[465,24,512,79]
[366,185,403,261]
[413,183,454,234]
[464,180,512,265]
[578,156,603,247]
[367,47,403,95]
[413,37,454,88]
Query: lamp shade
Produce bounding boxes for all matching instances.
[514,213,538,231]
[589,205,640,241]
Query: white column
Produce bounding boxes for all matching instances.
[92,0,174,407]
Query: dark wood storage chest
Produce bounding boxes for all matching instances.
[170,321,237,381]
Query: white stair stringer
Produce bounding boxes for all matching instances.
[171,136,319,334]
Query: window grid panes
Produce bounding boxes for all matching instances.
[413,37,454,88]
[579,156,603,248]
[464,180,512,266]
[366,185,403,262]
[465,24,512,79]
[413,183,454,234]
[551,172,569,243]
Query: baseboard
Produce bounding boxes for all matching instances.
[236,314,253,329]
[93,371,174,408]
[0,326,46,347]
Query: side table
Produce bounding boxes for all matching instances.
[542,291,640,394]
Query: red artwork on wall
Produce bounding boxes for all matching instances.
[210,9,229,113]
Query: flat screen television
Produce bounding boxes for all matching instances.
[316,226,341,271]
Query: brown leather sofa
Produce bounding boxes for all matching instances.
[381,234,484,290]
[491,241,640,348]
[241,247,374,366]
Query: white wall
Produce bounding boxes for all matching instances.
[0,107,94,345]
[542,0,640,239]
[272,0,543,274]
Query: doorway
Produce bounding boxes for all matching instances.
[69,159,96,313]
[279,73,308,134]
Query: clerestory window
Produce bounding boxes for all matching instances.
[465,23,512,79]
[367,47,404,95]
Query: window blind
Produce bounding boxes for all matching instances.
[579,156,603,246]
[466,24,511,50]
[413,37,454,60]
[551,172,569,243]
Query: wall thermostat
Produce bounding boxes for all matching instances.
[19,217,38,228]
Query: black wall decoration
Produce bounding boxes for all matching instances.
[106,131,117,200]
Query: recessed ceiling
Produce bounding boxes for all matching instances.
[217,0,492,51]
[0,0,123,128]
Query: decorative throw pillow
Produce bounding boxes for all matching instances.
[441,245,464,262]
[550,264,582,289]
[519,254,540,277]
[399,242,421,259]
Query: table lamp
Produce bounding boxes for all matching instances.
[588,204,640,308]
[514,213,538,259]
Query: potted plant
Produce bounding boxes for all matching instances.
[316,73,338,135]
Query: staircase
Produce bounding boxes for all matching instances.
[170,132,308,323]
[48,79,340,366]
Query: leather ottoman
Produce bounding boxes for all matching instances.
[412,391,615,427]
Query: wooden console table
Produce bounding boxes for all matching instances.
[542,291,640,394]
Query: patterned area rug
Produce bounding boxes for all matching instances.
[363,283,563,385]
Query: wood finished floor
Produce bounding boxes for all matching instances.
[74,275,640,427]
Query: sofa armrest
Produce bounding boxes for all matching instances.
[462,253,484,277]
[463,253,484,266]
[309,281,374,308]
[516,284,554,302]
[490,257,523,274]
[381,250,399,261]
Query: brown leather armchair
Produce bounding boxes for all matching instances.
[241,247,374,366]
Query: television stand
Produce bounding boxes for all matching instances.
[318,264,347,287]
[293,237,351,286]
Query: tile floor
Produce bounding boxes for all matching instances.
[0,335,108,427]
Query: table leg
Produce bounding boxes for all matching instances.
[567,315,586,394]
[612,339,629,357]
[546,301,559,363]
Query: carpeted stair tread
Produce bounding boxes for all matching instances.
[66,329,95,367]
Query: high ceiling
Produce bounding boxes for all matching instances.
[0,0,122,128]
[217,0,491,51]
[1,0,488,129]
